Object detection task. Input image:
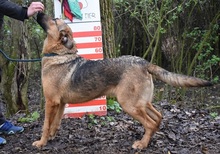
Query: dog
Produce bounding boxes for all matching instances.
[32,12,212,150]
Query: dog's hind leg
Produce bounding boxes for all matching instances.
[121,101,159,149]
[32,99,59,148]
[49,103,66,140]
[116,74,161,149]
[146,102,162,130]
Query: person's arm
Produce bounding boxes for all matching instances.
[0,0,28,21]
[0,13,3,30]
[0,0,44,22]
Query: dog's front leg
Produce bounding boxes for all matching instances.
[49,103,66,140]
[32,100,57,148]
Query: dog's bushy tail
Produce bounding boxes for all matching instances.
[147,63,213,87]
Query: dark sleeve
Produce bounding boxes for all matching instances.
[0,0,28,22]
[0,13,3,30]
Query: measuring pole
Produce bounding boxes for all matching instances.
[54,0,107,118]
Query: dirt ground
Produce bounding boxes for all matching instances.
[0,79,220,154]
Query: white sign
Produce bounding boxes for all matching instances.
[69,22,103,59]
[54,0,101,23]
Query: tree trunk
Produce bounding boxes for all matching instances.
[0,9,31,116]
[0,18,19,116]
[100,0,116,58]
[16,20,31,114]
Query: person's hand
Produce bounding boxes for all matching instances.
[27,2,44,17]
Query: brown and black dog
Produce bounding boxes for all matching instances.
[32,12,212,149]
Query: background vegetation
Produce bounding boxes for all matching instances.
[0,0,219,116]
[114,0,220,77]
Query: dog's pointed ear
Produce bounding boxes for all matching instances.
[60,30,74,49]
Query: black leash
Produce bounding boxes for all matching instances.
[0,49,41,62]
[0,14,44,62]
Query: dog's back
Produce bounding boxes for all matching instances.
[69,55,212,94]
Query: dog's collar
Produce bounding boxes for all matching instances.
[43,53,59,57]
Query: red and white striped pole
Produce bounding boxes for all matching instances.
[54,0,107,118]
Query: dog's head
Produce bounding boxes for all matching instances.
[37,12,77,54]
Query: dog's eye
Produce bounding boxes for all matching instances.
[52,18,58,21]
[52,18,59,25]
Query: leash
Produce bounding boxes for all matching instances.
[0,49,41,62]
[0,13,44,62]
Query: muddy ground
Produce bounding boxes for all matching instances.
[0,78,219,154]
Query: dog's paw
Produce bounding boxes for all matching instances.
[132,140,146,149]
[49,135,56,141]
[49,129,58,140]
[32,140,46,148]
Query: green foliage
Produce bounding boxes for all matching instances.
[87,114,115,128]
[88,114,98,125]
[87,98,121,127]
[18,111,40,123]
[113,0,187,58]
[107,98,122,113]
[210,112,218,119]
[187,25,220,82]
[113,0,220,77]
